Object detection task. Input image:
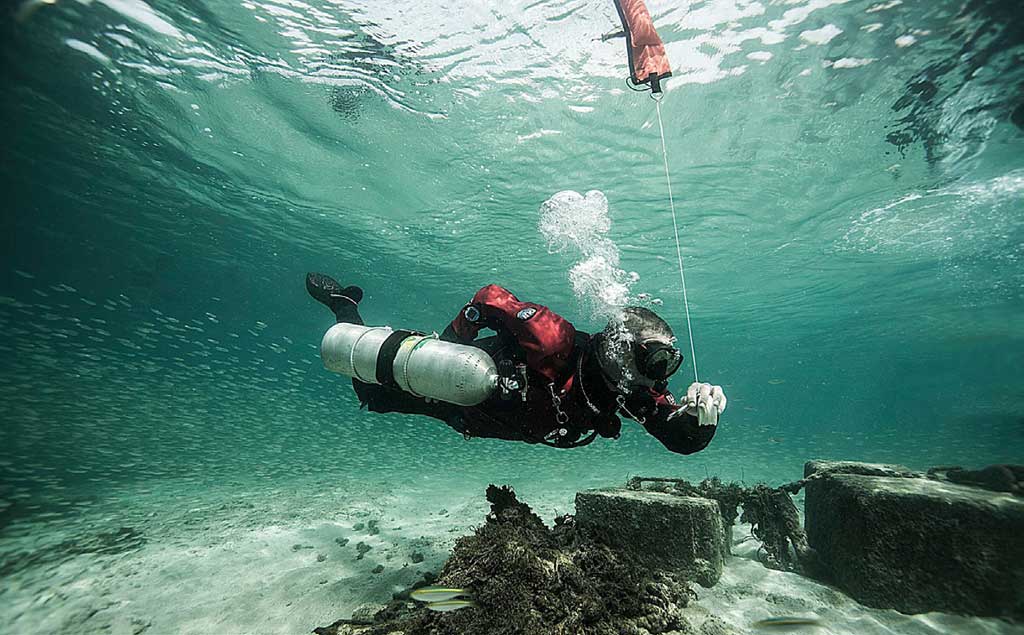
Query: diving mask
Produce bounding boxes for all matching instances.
[636,339,683,382]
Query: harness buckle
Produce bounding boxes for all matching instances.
[616,395,646,425]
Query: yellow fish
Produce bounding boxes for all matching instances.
[425,599,476,612]
[410,586,471,603]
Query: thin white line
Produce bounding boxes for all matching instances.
[655,98,699,383]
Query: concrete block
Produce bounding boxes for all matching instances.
[805,471,1024,619]
[804,459,917,479]
[575,489,725,587]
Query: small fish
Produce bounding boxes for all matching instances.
[752,616,823,629]
[425,599,476,612]
[410,586,471,603]
[600,28,626,41]
[768,378,785,385]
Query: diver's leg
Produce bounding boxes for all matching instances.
[306,272,461,427]
[306,272,364,324]
[353,380,461,424]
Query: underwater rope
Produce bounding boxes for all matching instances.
[611,0,697,382]
[654,96,699,383]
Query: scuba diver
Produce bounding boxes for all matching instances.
[306,272,727,455]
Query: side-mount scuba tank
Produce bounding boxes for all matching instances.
[320,323,498,406]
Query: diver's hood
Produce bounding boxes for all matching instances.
[595,307,681,391]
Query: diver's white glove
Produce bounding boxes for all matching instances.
[671,382,727,427]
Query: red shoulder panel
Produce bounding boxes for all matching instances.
[450,285,576,383]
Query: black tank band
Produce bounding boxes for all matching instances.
[376,330,419,389]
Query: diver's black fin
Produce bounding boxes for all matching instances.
[305,272,363,314]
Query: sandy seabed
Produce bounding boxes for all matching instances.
[1,474,1021,635]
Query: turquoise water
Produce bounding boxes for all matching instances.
[1,0,1022,631]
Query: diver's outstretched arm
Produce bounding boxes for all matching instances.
[643,408,717,455]
[619,385,722,455]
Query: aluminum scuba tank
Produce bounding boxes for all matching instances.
[320,322,498,406]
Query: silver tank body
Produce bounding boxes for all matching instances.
[320,322,498,407]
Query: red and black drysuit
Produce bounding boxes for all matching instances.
[337,285,715,455]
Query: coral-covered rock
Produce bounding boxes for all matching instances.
[316,485,696,635]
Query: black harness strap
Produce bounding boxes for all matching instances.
[375,329,418,389]
[539,429,600,449]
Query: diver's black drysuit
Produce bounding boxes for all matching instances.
[329,284,716,455]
